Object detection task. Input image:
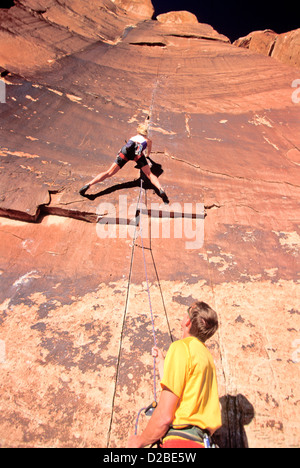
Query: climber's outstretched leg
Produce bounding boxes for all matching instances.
[141,164,169,204]
[79,163,120,195]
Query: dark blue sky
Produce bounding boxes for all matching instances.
[1,1,298,42]
[1,1,14,8]
[152,0,299,41]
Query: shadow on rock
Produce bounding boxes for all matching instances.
[214,394,255,448]
[83,157,165,201]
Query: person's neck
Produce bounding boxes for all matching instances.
[182,330,192,339]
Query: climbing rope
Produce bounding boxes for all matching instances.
[108,177,171,443]
[134,179,159,435]
[139,181,158,396]
[107,177,144,447]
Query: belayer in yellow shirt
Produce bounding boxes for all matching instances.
[127,301,222,449]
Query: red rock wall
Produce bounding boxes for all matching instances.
[234,28,300,70]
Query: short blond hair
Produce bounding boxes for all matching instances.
[188,301,218,342]
[137,123,148,136]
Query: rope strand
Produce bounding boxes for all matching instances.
[107,181,143,446]
[134,179,158,434]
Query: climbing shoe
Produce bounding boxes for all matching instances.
[159,188,169,205]
[79,183,90,196]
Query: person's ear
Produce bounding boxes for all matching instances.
[185,315,192,330]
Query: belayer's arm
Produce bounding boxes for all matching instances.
[127,387,178,448]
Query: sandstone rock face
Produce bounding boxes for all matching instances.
[111,0,154,19]
[0,1,299,449]
[234,29,277,55]
[234,28,300,70]
[156,10,199,24]
[0,0,150,74]
[272,29,300,70]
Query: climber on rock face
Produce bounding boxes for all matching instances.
[79,123,169,204]
[127,301,222,449]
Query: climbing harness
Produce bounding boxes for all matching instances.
[163,425,217,448]
[119,141,145,162]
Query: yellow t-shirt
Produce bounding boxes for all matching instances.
[160,336,222,434]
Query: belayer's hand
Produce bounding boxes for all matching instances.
[152,346,164,362]
[127,434,143,448]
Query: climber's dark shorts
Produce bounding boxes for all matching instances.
[115,152,148,170]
